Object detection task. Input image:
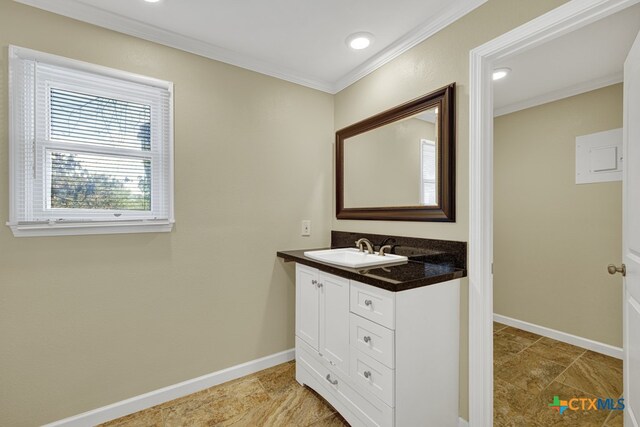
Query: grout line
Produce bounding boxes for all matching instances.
[600,393,625,427]
[495,326,544,355]
[515,336,544,355]
[494,327,623,426]
[548,349,587,385]
[599,395,625,427]
[601,409,614,427]
[493,323,509,333]
[548,349,610,399]
[512,350,588,423]
[494,328,580,407]
[254,376,275,402]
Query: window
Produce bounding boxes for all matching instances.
[421,139,438,205]
[8,46,174,236]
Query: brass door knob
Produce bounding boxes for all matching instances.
[607,264,626,277]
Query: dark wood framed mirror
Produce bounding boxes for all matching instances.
[336,83,456,222]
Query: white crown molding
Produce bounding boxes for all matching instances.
[14,0,486,94]
[494,71,623,116]
[332,0,487,93]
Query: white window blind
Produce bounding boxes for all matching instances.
[421,139,438,206]
[8,46,174,237]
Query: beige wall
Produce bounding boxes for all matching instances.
[0,0,578,424]
[494,84,623,347]
[344,117,434,207]
[0,1,334,426]
[333,0,568,419]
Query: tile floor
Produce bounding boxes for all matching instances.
[101,325,624,426]
[493,322,624,427]
[99,361,349,427]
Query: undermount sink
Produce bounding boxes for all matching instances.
[303,248,408,269]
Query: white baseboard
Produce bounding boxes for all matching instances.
[493,314,623,360]
[43,348,295,427]
[458,417,469,427]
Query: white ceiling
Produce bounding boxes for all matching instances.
[14,0,486,93]
[493,4,640,116]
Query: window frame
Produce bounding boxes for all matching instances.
[8,45,174,237]
[420,138,438,206]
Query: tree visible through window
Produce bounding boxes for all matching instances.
[50,152,151,210]
[49,89,152,211]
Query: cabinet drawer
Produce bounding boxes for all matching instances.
[350,281,395,329]
[350,350,395,407]
[350,313,395,368]
[297,338,394,427]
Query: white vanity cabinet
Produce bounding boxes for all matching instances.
[294,264,460,427]
[296,265,351,376]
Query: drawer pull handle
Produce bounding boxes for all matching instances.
[312,280,317,285]
[363,336,372,343]
[364,371,372,379]
[326,374,338,385]
[317,282,323,288]
[364,299,373,306]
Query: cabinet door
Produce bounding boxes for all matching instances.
[319,271,350,375]
[296,265,319,350]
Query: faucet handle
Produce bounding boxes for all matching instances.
[379,245,393,256]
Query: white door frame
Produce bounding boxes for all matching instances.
[468,0,639,425]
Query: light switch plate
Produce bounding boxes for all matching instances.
[301,220,311,236]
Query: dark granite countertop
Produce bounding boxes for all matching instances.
[277,248,466,292]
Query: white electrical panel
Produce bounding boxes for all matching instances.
[576,128,623,184]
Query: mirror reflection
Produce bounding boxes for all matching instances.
[336,83,455,222]
[343,107,438,208]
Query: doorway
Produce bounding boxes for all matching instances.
[468,0,640,425]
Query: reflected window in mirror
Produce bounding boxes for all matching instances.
[421,138,437,206]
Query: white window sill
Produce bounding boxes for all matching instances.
[7,220,174,237]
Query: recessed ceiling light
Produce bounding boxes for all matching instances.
[144,0,161,3]
[346,32,374,50]
[492,68,511,81]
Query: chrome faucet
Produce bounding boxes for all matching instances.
[355,238,374,254]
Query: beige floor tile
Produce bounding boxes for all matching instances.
[306,412,350,426]
[556,351,623,398]
[498,327,543,346]
[98,408,163,427]
[99,328,627,427]
[158,388,211,411]
[217,384,335,427]
[494,333,528,366]
[494,322,508,332]
[580,351,623,372]
[163,377,270,427]
[493,378,538,426]
[603,406,624,427]
[524,337,585,367]
[523,381,610,427]
[254,360,297,395]
[495,351,566,394]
